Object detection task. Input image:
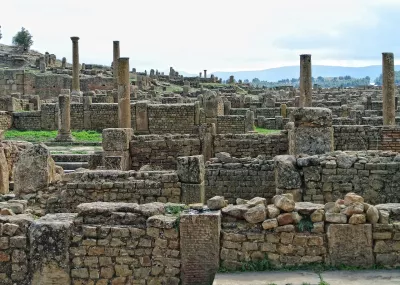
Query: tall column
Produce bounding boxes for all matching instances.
[118,57,131,128]
[113,41,120,89]
[382,52,396,125]
[70,37,81,96]
[300,54,312,107]
[204,70,207,78]
[55,91,74,141]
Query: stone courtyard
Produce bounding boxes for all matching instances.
[0,36,400,285]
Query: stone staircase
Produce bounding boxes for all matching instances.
[51,154,91,171]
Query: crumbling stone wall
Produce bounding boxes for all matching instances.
[0,112,12,130]
[0,69,24,96]
[213,132,288,158]
[147,104,196,134]
[130,134,201,170]
[12,112,41,130]
[217,116,246,134]
[205,154,275,203]
[44,170,181,213]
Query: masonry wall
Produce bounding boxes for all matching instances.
[147,104,195,134]
[43,170,181,213]
[217,116,245,134]
[205,157,275,203]
[0,112,12,130]
[130,135,201,170]
[213,132,289,159]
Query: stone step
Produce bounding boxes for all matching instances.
[55,161,89,170]
[52,154,91,162]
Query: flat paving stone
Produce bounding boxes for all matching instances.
[213,270,400,285]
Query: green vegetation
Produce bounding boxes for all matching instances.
[251,75,370,88]
[255,127,280,135]
[165,204,188,232]
[12,27,33,51]
[375,70,400,85]
[297,215,314,232]
[4,130,101,142]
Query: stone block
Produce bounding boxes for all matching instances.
[181,183,204,205]
[291,107,332,127]
[102,128,133,151]
[327,224,374,267]
[274,155,301,189]
[289,127,333,156]
[177,155,205,184]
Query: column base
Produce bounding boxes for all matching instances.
[54,132,75,142]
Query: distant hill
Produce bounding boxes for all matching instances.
[211,65,400,82]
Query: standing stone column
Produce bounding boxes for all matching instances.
[39,56,46,73]
[199,72,202,78]
[300,54,312,107]
[113,41,120,89]
[117,57,131,128]
[70,37,81,96]
[204,70,207,78]
[61,57,66,69]
[55,91,74,142]
[382,52,396,125]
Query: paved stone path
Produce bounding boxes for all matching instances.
[213,270,400,285]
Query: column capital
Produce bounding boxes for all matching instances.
[70,36,80,41]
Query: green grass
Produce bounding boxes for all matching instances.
[255,127,280,135]
[4,130,102,142]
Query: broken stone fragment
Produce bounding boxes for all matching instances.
[262,218,278,230]
[207,196,226,210]
[273,195,295,212]
[243,204,266,224]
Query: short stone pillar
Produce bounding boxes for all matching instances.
[55,93,74,142]
[382,52,396,125]
[117,57,131,128]
[83,94,92,129]
[102,128,133,170]
[229,75,235,84]
[300,54,312,107]
[180,211,221,285]
[177,155,205,204]
[223,100,231,115]
[183,81,190,95]
[39,56,46,73]
[135,101,149,134]
[113,40,120,89]
[70,37,82,96]
[199,123,216,162]
[294,96,300,107]
[274,155,302,202]
[61,57,66,69]
[288,107,333,155]
[30,213,75,285]
[280,103,287,118]
[199,72,202,78]
[245,110,254,132]
[204,91,219,124]
[44,52,50,65]
[204,69,207,78]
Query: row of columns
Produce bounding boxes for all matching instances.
[299,53,396,126]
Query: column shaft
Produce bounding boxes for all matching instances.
[300,54,312,107]
[118,57,131,128]
[382,52,396,125]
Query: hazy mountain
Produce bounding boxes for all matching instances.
[211,65,400,82]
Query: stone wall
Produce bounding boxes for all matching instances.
[147,104,195,134]
[217,116,246,134]
[43,170,181,213]
[205,154,275,203]
[0,112,12,130]
[213,132,289,159]
[130,134,201,170]
[12,112,41,130]
[0,69,24,96]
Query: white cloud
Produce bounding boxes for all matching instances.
[1,0,399,73]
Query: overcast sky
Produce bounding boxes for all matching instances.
[1,0,400,74]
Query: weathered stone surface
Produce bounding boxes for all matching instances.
[177,155,205,184]
[336,154,358,169]
[291,107,332,127]
[14,143,60,197]
[325,213,347,223]
[274,195,295,212]
[247,197,266,207]
[266,205,280,218]
[295,202,324,215]
[277,213,294,226]
[341,202,364,216]
[311,209,325,222]
[262,218,278,230]
[274,155,301,189]
[146,215,177,229]
[349,214,366,224]
[327,224,374,267]
[344,192,364,206]
[102,128,133,151]
[0,147,9,194]
[366,206,380,224]
[244,204,266,224]
[222,204,249,219]
[207,196,226,210]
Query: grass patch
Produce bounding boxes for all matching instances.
[255,127,280,135]
[4,130,102,143]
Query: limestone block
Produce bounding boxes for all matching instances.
[177,155,205,184]
[327,224,374,267]
[289,127,333,155]
[0,147,9,194]
[291,107,332,128]
[102,128,133,151]
[13,143,59,197]
[274,155,301,189]
[181,182,204,205]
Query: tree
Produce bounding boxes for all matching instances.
[12,27,33,51]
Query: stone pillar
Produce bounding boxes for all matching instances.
[30,214,75,285]
[199,72,202,78]
[83,94,92,129]
[223,100,231,115]
[61,57,66,69]
[204,91,219,125]
[117,57,131,128]
[180,211,221,285]
[55,92,74,142]
[245,110,254,132]
[70,37,81,96]
[300,54,312,107]
[39,56,46,73]
[177,155,205,204]
[204,70,207,78]
[102,128,133,170]
[281,103,287,118]
[200,123,216,162]
[113,40,120,89]
[135,101,149,134]
[288,107,333,155]
[382,52,396,125]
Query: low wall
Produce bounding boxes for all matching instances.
[217,116,246,134]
